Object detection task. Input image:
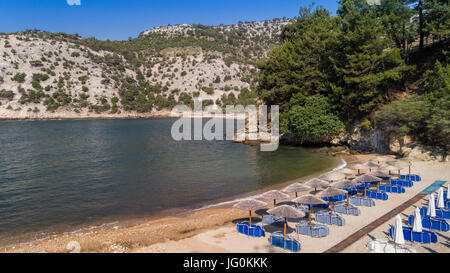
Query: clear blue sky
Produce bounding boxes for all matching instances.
[0,0,339,41]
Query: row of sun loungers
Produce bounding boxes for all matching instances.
[389,226,438,244]
[236,222,266,237]
[269,232,301,252]
[379,185,406,194]
[296,221,330,238]
[408,215,450,232]
[350,196,376,207]
[316,211,346,226]
[334,202,361,216]
[391,179,414,188]
[421,207,450,220]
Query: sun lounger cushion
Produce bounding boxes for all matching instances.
[316,211,346,226]
[408,215,450,232]
[236,222,266,237]
[350,196,376,207]
[400,175,422,182]
[420,207,450,220]
[262,214,284,225]
[334,203,361,216]
[391,179,414,188]
[389,226,437,244]
[269,232,301,252]
[296,221,330,238]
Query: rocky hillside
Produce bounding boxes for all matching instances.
[0,19,291,119]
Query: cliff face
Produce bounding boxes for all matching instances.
[281,124,449,162]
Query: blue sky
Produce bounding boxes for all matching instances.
[0,0,339,41]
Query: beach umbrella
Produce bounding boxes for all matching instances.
[380,164,404,178]
[233,199,268,227]
[282,183,311,198]
[388,160,412,175]
[437,187,445,209]
[338,168,356,179]
[292,195,327,226]
[260,190,290,207]
[331,179,359,207]
[363,161,380,172]
[316,188,347,216]
[353,174,381,197]
[267,205,305,237]
[305,178,329,192]
[394,215,405,245]
[320,172,346,183]
[427,194,436,218]
[348,163,369,175]
[370,170,392,187]
[412,207,423,233]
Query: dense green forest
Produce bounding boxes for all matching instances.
[256,0,449,149]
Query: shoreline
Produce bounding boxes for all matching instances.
[0,153,350,252]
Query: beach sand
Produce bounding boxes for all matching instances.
[1,154,449,253]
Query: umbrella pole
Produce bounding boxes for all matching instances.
[330,200,333,216]
[249,211,252,226]
[409,165,411,175]
[398,170,401,180]
[284,218,287,237]
[346,192,349,207]
[377,182,380,193]
[309,204,312,226]
[273,199,276,208]
[364,185,367,198]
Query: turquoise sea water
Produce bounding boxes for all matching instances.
[0,118,339,246]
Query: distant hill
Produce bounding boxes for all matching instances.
[0,18,291,119]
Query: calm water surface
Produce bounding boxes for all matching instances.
[0,118,339,246]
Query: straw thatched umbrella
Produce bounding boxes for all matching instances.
[316,188,348,216]
[267,205,305,237]
[305,178,329,192]
[363,161,380,172]
[233,199,268,226]
[353,174,381,197]
[370,170,392,187]
[292,195,327,226]
[338,168,356,179]
[331,179,359,207]
[260,190,290,207]
[320,172,346,183]
[380,164,404,178]
[282,183,311,198]
[388,160,412,175]
[348,163,369,175]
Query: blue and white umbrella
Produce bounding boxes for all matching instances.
[437,187,445,209]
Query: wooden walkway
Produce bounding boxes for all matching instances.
[324,193,426,253]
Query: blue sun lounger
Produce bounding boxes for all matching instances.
[391,179,414,188]
[408,215,450,232]
[236,222,266,237]
[316,211,346,226]
[333,203,361,216]
[379,185,406,194]
[269,232,301,252]
[400,174,422,182]
[296,221,330,238]
[389,226,438,244]
[365,190,389,201]
[262,214,284,225]
[350,196,376,207]
[421,207,450,220]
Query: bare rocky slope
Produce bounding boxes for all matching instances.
[0,19,291,119]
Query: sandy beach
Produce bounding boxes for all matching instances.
[1,154,449,253]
